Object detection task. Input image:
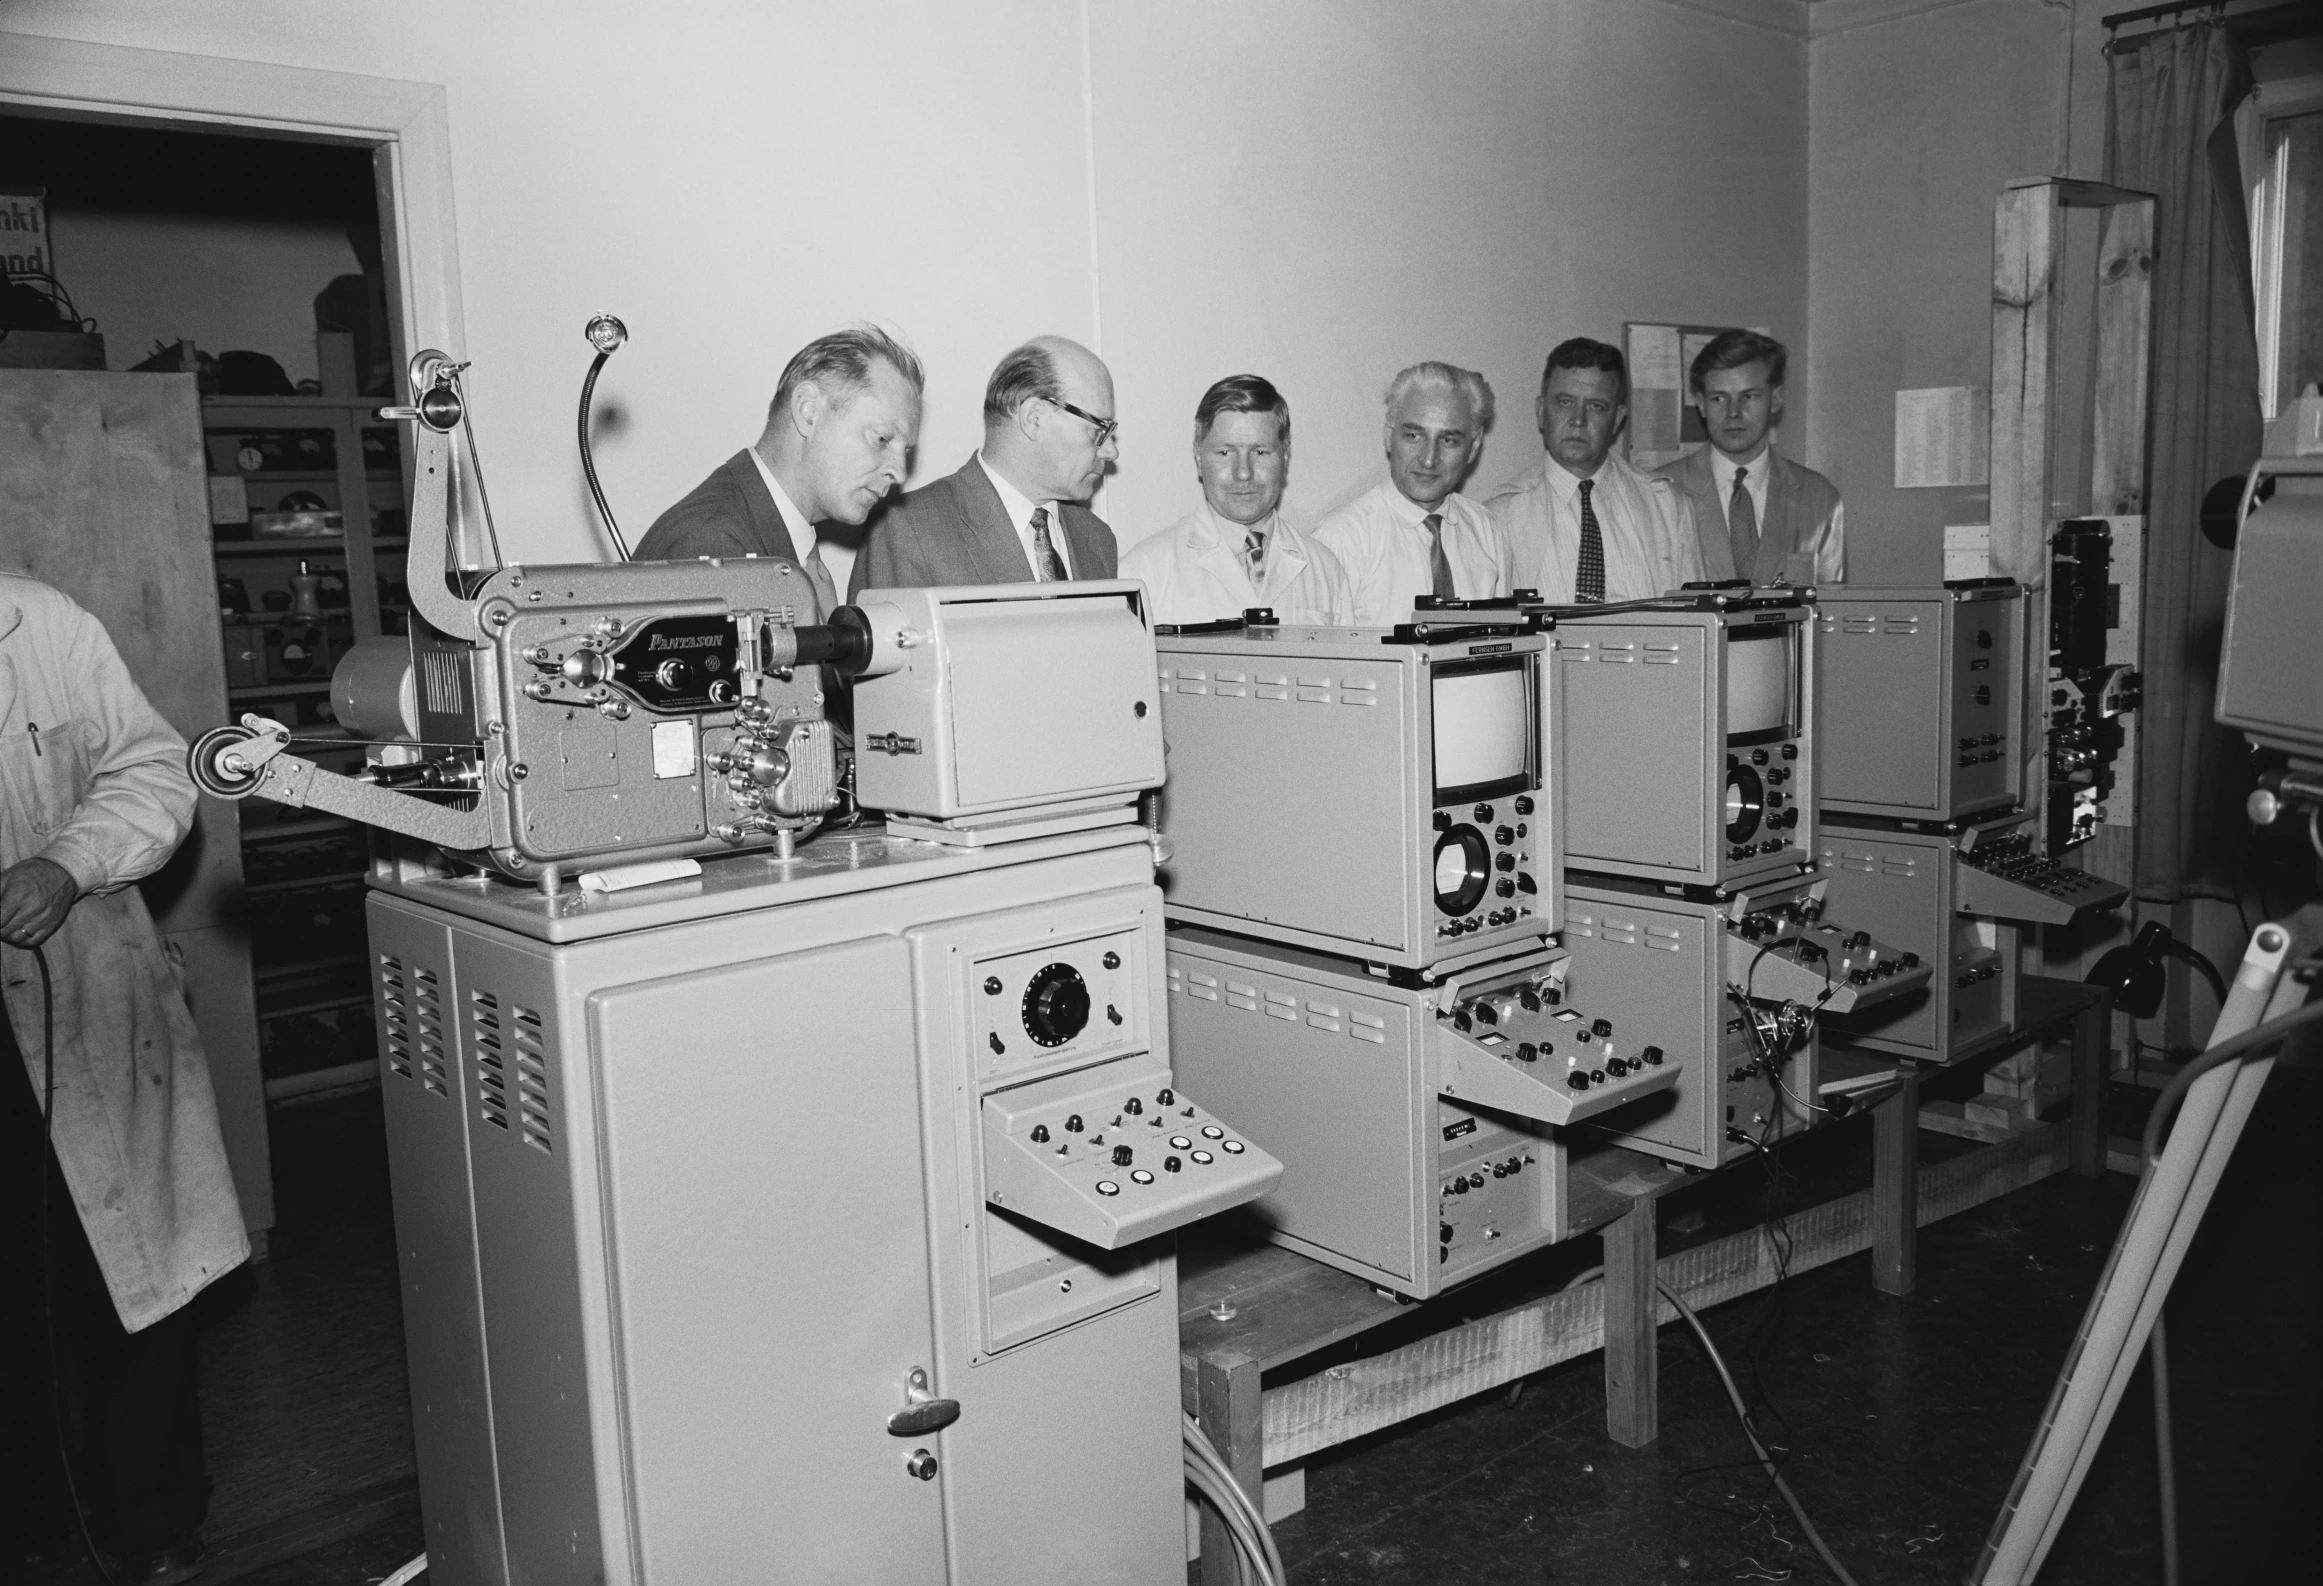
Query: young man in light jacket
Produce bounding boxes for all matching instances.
[2,573,246,1586]
[1123,374,1355,626]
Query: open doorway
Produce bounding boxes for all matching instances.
[1,88,437,1582]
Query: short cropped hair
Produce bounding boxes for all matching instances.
[770,325,924,424]
[1688,329,1788,394]
[984,341,1066,423]
[1541,338,1627,403]
[1383,361,1494,432]
[1193,374,1291,446]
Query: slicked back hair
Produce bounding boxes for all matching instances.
[1383,361,1494,432]
[1541,338,1627,405]
[1689,329,1788,394]
[1194,374,1291,446]
[984,341,1065,424]
[769,325,924,425]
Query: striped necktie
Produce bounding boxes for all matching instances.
[1245,526,1266,582]
[1575,479,1606,603]
[1728,464,1761,584]
[1029,506,1068,581]
[1425,512,1454,600]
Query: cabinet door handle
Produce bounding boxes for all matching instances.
[886,1367,961,1437]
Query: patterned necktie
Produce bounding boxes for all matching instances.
[1029,506,1068,582]
[1575,479,1606,603]
[1245,526,1266,583]
[1728,464,1761,585]
[1425,512,1454,600]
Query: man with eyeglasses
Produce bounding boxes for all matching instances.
[637,326,922,620]
[1313,361,1509,626]
[1484,338,1701,605]
[1658,330,1844,588]
[850,335,1120,594]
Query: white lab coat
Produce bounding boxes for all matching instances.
[1,576,247,1331]
[1122,505,1356,626]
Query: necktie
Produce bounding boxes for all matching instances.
[1728,464,1761,584]
[1575,479,1606,603]
[1029,506,1068,582]
[1425,512,1454,600]
[1245,526,1266,583]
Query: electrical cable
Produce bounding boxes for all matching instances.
[378,1550,428,1586]
[1660,1283,1861,1586]
[2132,995,2323,1586]
[1183,1412,1284,1586]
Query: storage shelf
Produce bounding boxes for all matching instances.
[245,870,368,897]
[229,681,333,700]
[215,539,347,558]
[255,991,374,1021]
[241,816,354,842]
[252,952,368,982]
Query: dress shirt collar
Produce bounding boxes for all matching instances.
[977,453,1056,534]
[1707,442,1770,501]
[1200,502,1279,548]
[1538,454,1601,508]
[747,447,817,560]
[1384,482,1452,530]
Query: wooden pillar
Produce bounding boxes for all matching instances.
[1872,1062,1923,1296]
[2071,988,2112,1178]
[1602,1191,1659,1448]
[1193,1350,1262,1586]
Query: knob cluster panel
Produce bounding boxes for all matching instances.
[972,930,1144,1080]
[1432,792,1543,941]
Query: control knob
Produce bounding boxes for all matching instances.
[1021,963,1091,1046]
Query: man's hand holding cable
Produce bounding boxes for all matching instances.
[0,856,78,949]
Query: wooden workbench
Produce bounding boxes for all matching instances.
[1178,976,2108,1581]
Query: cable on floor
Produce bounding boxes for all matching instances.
[1183,1412,1285,1586]
[378,1552,428,1586]
[1660,1282,1861,1586]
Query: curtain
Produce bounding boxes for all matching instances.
[2106,24,2261,902]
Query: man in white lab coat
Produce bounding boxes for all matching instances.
[1122,375,1354,626]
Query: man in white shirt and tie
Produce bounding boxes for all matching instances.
[1313,361,1508,625]
[1658,330,1845,587]
[1121,374,1354,626]
[850,336,1121,593]
[637,326,923,620]
[1483,338,1702,604]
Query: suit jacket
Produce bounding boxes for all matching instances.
[849,455,1117,598]
[634,450,838,618]
[1659,446,1845,587]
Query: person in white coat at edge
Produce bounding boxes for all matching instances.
[2,573,247,1586]
[1121,374,1355,626]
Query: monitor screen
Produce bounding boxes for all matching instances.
[1433,660,1533,801]
[1726,628,1793,741]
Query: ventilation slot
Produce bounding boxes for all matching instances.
[413,966,448,1096]
[514,1006,552,1154]
[378,956,413,1082]
[471,990,508,1132]
[421,649,468,715]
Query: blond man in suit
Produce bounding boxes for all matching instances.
[1659,330,1844,587]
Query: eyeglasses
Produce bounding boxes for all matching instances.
[1043,396,1120,448]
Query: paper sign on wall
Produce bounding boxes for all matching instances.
[1624,321,1765,469]
[1894,387,1989,488]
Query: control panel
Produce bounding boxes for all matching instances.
[1435,965,1680,1124]
[1953,826,2131,926]
[1726,894,1933,1015]
[1432,791,1545,941]
[2044,521,2141,852]
[981,1054,1281,1249]
[971,928,1148,1079]
[1435,1104,1547,1275]
[1722,739,1805,866]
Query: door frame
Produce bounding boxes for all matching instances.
[0,30,466,395]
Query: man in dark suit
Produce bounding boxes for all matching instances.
[1658,330,1844,587]
[637,326,924,619]
[849,336,1119,595]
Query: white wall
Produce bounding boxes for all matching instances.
[2,0,1811,566]
[47,210,361,383]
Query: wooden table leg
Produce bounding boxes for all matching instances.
[1872,1061,1921,1296]
[1603,1190,1658,1448]
[2070,988,2110,1178]
[1194,1349,1262,1585]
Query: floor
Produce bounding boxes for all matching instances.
[29,1060,2318,1586]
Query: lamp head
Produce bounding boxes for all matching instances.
[2086,921,2173,1019]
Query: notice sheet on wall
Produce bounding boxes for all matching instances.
[1894,386,1990,488]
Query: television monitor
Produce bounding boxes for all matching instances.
[1433,657,1534,802]
[1726,626,1793,743]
